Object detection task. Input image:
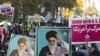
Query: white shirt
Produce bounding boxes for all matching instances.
[56,15,62,23]
[18,48,34,56]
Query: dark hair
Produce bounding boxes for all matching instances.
[10,49,19,56]
[80,44,86,50]
[72,45,76,51]
[46,30,57,41]
[18,38,27,46]
[91,43,98,49]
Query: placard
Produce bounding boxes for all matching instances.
[36,27,71,56]
[69,17,100,44]
[7,34,35,56]
[0,4,12,13]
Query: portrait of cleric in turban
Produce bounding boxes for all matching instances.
[36,27,71,56]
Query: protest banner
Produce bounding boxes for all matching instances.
[7,34,35,56]
[0,27,7,47]
[0,4,12,14]
[69,17,100,44]
[36,27,71,56]
[1,7,14,16]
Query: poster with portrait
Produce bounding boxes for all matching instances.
[36,27,71,56]
[7,34,35,56]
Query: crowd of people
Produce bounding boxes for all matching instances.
[0,22,99,56]
[0,23,26,56]
[72,43,100,56]
[0,12,100,56]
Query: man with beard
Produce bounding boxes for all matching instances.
[39,30,69,56]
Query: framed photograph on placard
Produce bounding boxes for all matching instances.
[36,27,71,56]
[7,34,35,56]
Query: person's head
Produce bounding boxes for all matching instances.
[10,49,19,56]
[91,43,98,49]
[46,30,58,45]
[72,45,76,51]
[80,44,86,50]
[18,38,27,50]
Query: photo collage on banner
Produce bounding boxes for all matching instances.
[7,27,71,56]
[7,34,35,56]
[36,27,71,56]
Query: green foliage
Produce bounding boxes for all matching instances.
[43,0,76,9]
[0,0,76,19]
[86,6,97,16]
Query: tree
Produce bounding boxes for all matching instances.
[65,8,74,19]
[86,6,97,16]
[0,0,77,19]
[76,0,84,15]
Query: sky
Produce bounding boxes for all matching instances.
[84,0,100,12]
[91,0,100,12]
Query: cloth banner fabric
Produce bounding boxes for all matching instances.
[69,17,100,44]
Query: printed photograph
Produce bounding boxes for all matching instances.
[7,34,35,56]
[36,27,71,56]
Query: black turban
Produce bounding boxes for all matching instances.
[46,30,57,41]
